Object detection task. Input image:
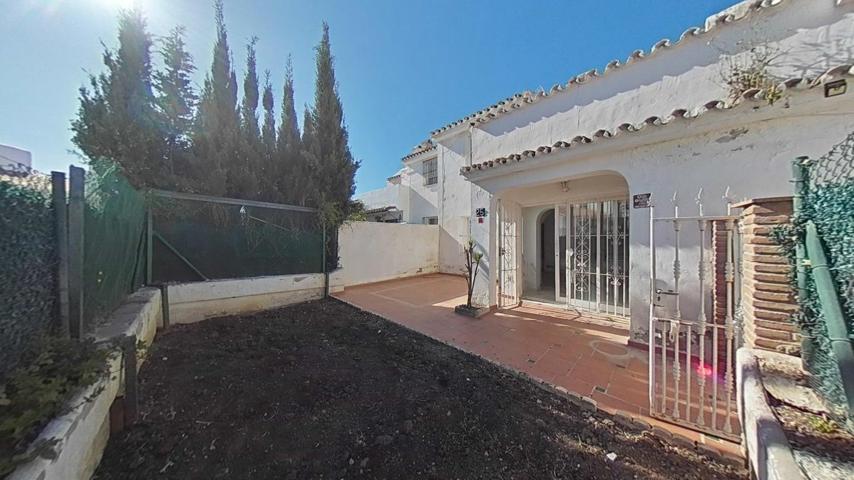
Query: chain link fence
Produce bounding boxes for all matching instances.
[1,162,329,382]
[781,131,854,430]
[149,191,325,283]
[83,164,148,327]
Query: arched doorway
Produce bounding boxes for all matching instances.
[539,209,555,292]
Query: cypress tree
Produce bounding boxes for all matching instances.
[71,8,164,187]
[154,25,197,188]
[235,37,261,198]
[276,57,303,204]
[299,105,315,206]
[259,71,277,201]
[192,0,238,195]
[304,23,359,209]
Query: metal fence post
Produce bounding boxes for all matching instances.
[322,219,328,298]
[146,206,153,285]
[51,171,70,338]
[122,335,139,425]
[792,157,813,366]
[68,166,85,339]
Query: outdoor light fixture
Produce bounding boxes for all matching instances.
[825,79,847,98]
[560,181,570,192]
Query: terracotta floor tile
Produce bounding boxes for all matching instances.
[334,274,741,455]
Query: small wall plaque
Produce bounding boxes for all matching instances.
[633,193,651,209]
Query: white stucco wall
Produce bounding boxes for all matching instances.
[333,221,439,287]
[437,134,476,275]
[402,154,440,223]
[356,182,401,211]
[464,0,854,165]
[440,0,854,342]
[470,110,854,342]
[168,274,326,324]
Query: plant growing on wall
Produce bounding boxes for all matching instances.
[718,34,786,106]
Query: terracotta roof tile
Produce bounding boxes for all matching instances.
[432,0,798,137]
[459,65,854,176]
[401,139,437,162]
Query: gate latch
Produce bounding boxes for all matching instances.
[655,288,678,304]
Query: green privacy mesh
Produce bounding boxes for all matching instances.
[778,132,854,429]
[82,163,147,327]
[150,195,324,283]
[0,174,57,379]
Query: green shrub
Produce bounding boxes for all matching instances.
[0,337,110,476]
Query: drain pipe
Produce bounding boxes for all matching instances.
[805,221,854,419]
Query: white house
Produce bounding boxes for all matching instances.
[0,144,32,174]
[358,139,476,273]
[367,0,854,344]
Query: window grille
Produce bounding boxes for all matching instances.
[423,158,438,186]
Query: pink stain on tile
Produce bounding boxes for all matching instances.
[334,274,741,457]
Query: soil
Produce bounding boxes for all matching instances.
[94,299,744,480]
[771,402,854,462]
[759,356,854,463]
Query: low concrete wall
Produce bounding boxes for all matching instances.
[168,273,325,324]
[9,288,162,480]
[333,222,439,289]
[737,348,806,480]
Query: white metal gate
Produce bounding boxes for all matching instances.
[563,199,629,316]
[648,197,742,441]
[498,200,521,308]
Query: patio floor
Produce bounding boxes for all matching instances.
[333,273,741,458]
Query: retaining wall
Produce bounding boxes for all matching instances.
[167,274,326,324]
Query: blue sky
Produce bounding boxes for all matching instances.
[1,0,735,193]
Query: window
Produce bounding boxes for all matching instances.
[423,158,438,186]
[423,216,438,225]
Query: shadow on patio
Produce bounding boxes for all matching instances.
[333,273,740,455]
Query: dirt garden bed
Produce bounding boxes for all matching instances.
[94,299,744,479]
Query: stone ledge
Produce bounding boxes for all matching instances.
[8,289,162,480]
[737,348,806,480]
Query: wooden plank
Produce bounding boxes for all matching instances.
[51,171,70,338]
[68,166,85,339]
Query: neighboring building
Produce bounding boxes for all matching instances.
[0,144,32,175]
[367,0,854,342]
[357,139,474,273]
[358,168,405,222]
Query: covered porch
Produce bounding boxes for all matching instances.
[333,273,740,457]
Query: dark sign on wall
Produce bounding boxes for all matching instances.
[633,193,651,209]
[475,207,488,223]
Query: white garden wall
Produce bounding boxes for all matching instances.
[167,274,326,324]
[333,221,439,287]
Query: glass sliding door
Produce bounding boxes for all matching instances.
[562,198,629,316]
